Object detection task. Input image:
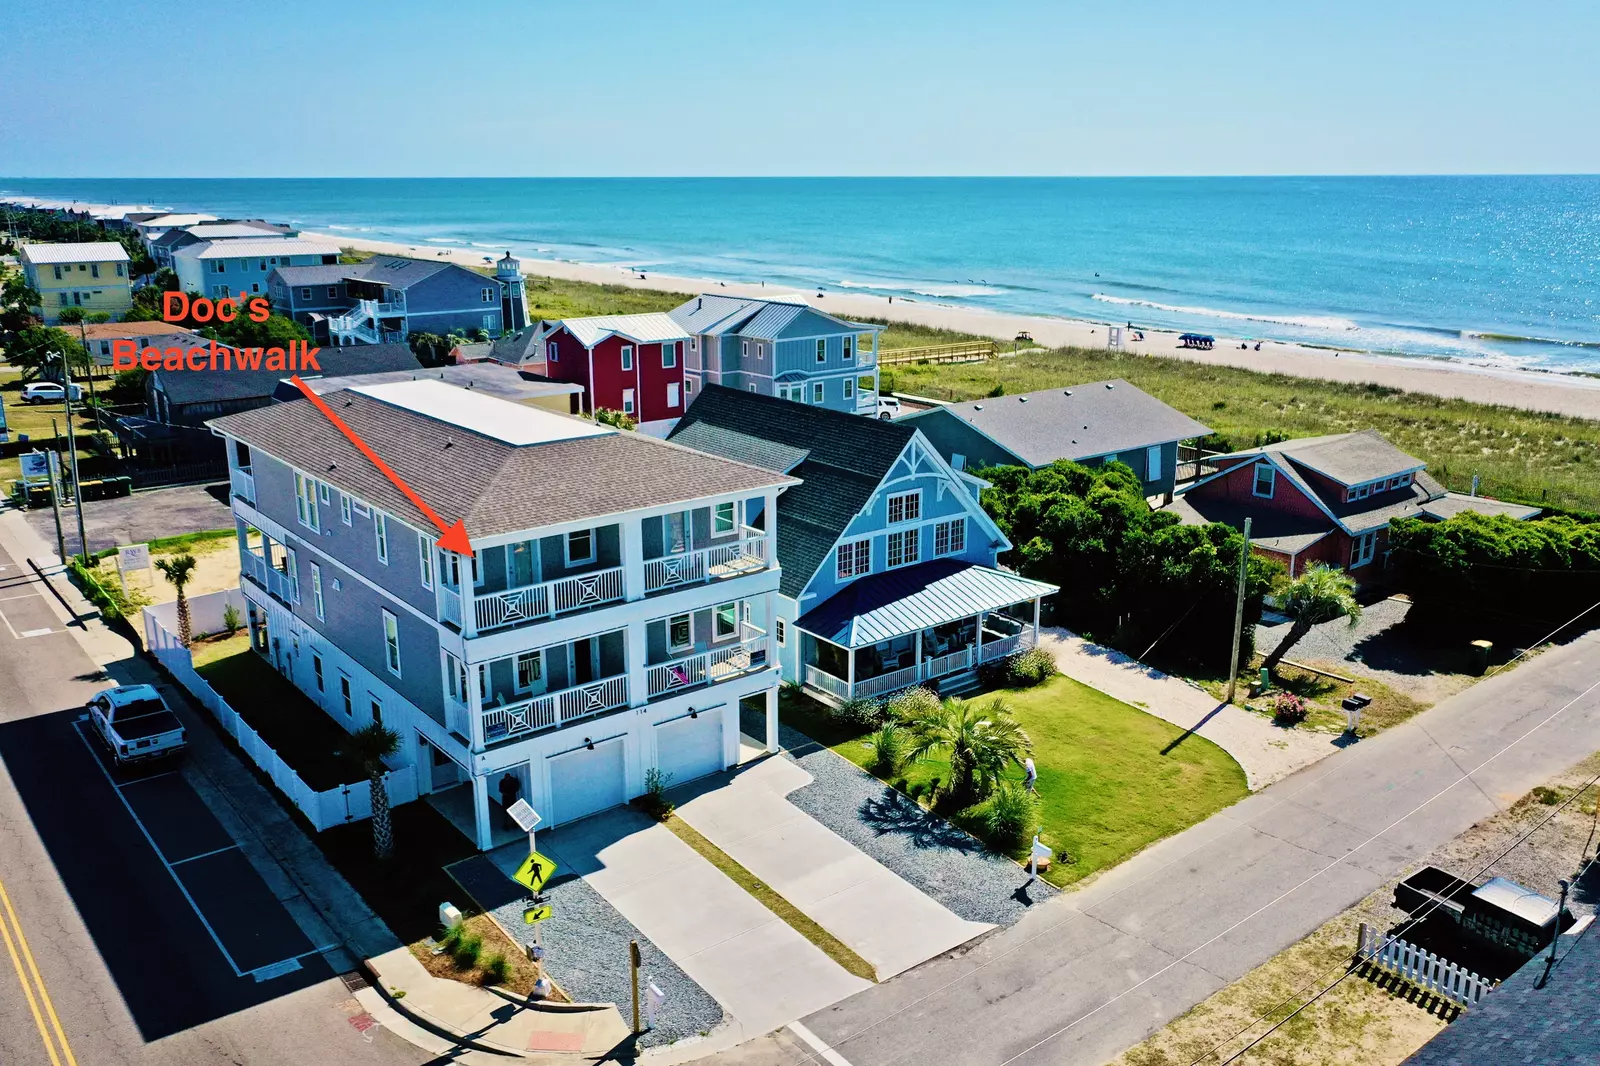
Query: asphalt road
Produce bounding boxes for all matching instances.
[0,539,428,1066]
[709,629,1600,1066]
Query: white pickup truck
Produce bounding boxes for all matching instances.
[88,685,187,765]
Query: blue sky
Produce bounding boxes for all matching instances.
[4,0,1597,177]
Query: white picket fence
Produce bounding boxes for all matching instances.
[143,594,415,832]
[1357,924,1496,1007]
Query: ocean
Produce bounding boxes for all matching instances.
[4,176,1598,371]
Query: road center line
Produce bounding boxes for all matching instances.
[0,876,78,1066]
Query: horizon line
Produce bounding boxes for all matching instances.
[5,172,1600,182]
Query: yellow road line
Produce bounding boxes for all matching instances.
[0,877,76,1066]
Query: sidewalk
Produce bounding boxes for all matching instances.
[1036,627,1336,789]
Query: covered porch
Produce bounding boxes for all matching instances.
[795,559,1056,702]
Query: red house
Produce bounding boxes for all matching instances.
[533,313,690,431]
[1171,430,1539,581]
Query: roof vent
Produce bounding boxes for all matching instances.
[697,297,703,310]
[973,404,984,411]
[1018,396,1028,403]
[443,438,453,449]
[1105,382,1115,389]
[1063,390,1073,396]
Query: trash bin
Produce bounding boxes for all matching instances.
[1342,693,1371,733]
[1468,640,1493,676]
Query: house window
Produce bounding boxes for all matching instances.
[742,341,749,357]
[621,345,634,371]
[340,675,353,716]
[300,287,312,300]
[370,697,383,724]
[811,382,824,404]
[382,610,401,675]
[668,613,692,652]
[844,378,855,399]
[352,498,370,517]
[547,341,559,362]
[481,287,494,302]
[317,481,331,504]
[91,264,99,278]
[667,382,680,408]
[843,336,853,362]
[294,472,319,531]
[749,383,758,393]
[52,265,61,280]
[886,490,921,525]
[515,651,542,691]
[418,534,433,589]
[1349,482,1371,501]
[115,263,124,277]
[341,494,352,525]
[887,528,920,568]
[756,342,766,359]
[374,513,389,563]
[934,518,966,556]
[684,377,695,394]
[713,501,736,535]
[714,602,738,639]
[816,339,827,363]
[836,538,871,579]
[310,562,325,620]
[1350,530,1377,568]
[327,285,338,299]
[776,618,786,647]
[1146,445,1163,482]
[566,528,595,566]
[313,654,324,692]
[662,341,678,368]
[952,453,967,471]
[622,388,635,415]
[1252,463,1275,498]
[58,293,68,306]
[213,260,226,273]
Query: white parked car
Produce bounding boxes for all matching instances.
[21,382,83,404]
[88,685,186,765]
[876,396,902,420]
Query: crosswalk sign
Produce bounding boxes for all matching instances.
[513,851,559,893]
[523,903,553,924]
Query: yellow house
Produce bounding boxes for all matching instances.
[19,242,134,324]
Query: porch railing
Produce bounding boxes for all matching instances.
[979,629,1036,663]
[230,466,255,505]
[444,697,472,740]
[472,566,626,632]
[808,630,1036,701]
[803,665,849,701]
[646,635,769,699]
[644,531,769,594]
[482,674,629,743]
[439,586,463,628]
[855,664,922,698]
[241,551,297,604]
[922,646,973,679]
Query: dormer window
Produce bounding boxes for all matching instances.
[1252,463,1275,498]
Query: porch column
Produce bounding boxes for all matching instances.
[914,633,924,680]
[846,645,856,699]
[1032,598,1042,641]
[467,656,486,751]
[625,622,649,710]
[620,517,646,602]
[459,554,477,638]
[975,611,985,663]
[764,684,779,752]
[472,773,493,851]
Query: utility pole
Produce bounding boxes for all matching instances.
[45,424,66,561]
[1224,517,1253,704]
[1536,877,1571,989]
[74,317,98,407]
[58,350,90,563]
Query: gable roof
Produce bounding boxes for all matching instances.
[904,380,1210,467]
[668,384,916,597]
[181,238,340,260]
[544,312,689,348]
[1217,429,1424,487]
[794,558,1057,647]
[667,293,879,341]
[153,342,421,406]
[20,242,130,264]
[183,222,291,240]
[210,384,794,541]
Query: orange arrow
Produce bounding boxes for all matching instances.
[290,376,472,554]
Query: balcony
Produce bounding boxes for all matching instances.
[230,466,256,505]
[481,674,629,743]
[644,529,769,595]
[471,566,626,633]
[241,550,297,605]
[646,629,769,700]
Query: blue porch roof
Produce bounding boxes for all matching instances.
[795,559,1056,648]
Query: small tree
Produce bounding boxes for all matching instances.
[1261,564,1362,675]
[906,696,1032,807]
[154,553,198,647]
[346,722,402,860]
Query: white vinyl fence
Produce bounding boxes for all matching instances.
[143,591,416,832]
[1357,924,1496,1007]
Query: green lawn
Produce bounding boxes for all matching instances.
[783,677,1249,888]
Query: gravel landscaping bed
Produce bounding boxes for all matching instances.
[779,723,1055,926]
[483,871,725,1049]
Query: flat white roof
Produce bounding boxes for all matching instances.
[20,242,130,264]
[186,238,339,259]
[350,379,615,447]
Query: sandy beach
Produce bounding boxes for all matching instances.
[306,231,1600,422]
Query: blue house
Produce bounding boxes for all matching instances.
[668,293,885,416]
[268,252,528,346]
[669,385,1056,702]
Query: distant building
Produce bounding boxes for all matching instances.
[150,221,296,268]
[19,242,133,324]
[901,380,1211,502]
[71,320,201,367]
[268,253,522,345]
[173,238,341,301]
[1173,429,1541,580]
[130,212,218,248]
[668,293,884,416]
[146,342,422,427]
[532,312,690,431]
[272,360,583,416]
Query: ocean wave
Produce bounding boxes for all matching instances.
[838,278,1007,298]
[1091,293,1359,332]
[423,237,458,244]
[1463,330,1600,350]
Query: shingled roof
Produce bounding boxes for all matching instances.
[669,384,915,597]
[154,342,421,406]
[211,382,794,540]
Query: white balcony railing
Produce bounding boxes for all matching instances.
[242,552,297,604]
[439,586,463,629]
[444,697,472,740]
[979,628,1036,663]
[472,566,626,632]
[646,635,769,699]
[853,663,922,698]
[230,467,256,505]
[241,550,267,587]
[803,665,848,701]
[644,530,769,594]
[481,674,629,743]
[921,646,973,680]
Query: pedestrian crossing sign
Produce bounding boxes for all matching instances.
[523,903,553,924]
[513,851,558,893]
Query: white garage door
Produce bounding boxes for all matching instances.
[547,738,626,826]
[655,713,724,787]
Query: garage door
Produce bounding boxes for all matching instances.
[655,712,724,787]
[547,738,626,826]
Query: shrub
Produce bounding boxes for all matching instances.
[638,766,675,821]
[221,602,242,634]
[480,952,509,985]
[886,686,940,722]
[983,780,1039,852]
[835,695,884,729]
[867,721,909,776]
[451,931,483,970]
[1272,691,1308,726]
[595,407,637,431]
[1006,647,1055,687]
[986,383,1006,397]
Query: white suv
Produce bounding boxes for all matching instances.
[876,396,902,420]
[20,382,83,404]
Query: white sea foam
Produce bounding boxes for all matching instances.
[1091,293,1359,332]
[838,278,1006,298]
[423,237,457,244]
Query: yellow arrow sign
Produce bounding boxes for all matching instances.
[524,903,553,924]
[512,851,559,893]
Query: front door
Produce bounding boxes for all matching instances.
[664,511,690,555]
[508,540,536,587]
[572,638,598,685]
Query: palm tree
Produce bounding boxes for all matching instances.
[154,554,198,647]
[906,696,1032,807]
[345,723,402,860]
[1261,563,1362,675]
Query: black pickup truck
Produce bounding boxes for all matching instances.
[1395,865,1569,959]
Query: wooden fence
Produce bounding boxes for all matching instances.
[1357,923,1496,1007]
[878,340,999,366]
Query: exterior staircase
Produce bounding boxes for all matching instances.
[936,669,982,698]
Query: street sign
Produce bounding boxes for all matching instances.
[512,850,559,893]
[523,903,553,924]
[506,799,541,832]
[118,543,150,571]
[19,451,49,484]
